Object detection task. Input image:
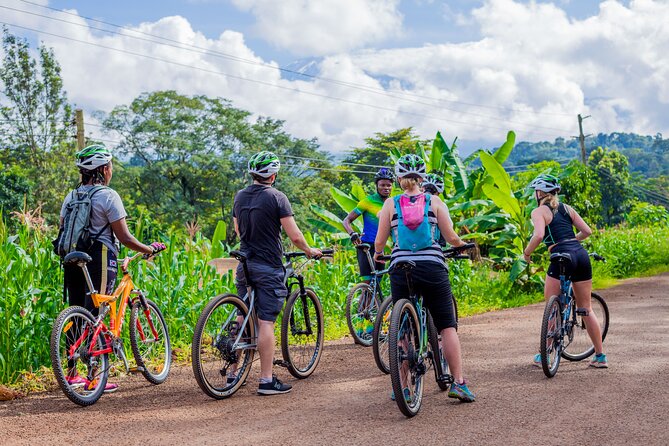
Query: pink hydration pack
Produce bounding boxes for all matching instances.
[392,193,435,252]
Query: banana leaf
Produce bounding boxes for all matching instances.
[438,131,469,193]
[211,220,227,258]
[306,218,340,233]
[482,183,521,219]
[480,152,511,195]
[450,199,493,212]
[509,257,529,282]
[310,205,347,232]
[351,183,367,201]
[331,186,358,213]
[493,131,516,164]
[430,135,445,173]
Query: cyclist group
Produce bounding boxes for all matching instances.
[56,143,607,402]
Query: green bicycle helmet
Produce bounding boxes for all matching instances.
[248,151,281,178]
[395,154,426,179]
[528,174,561,193]
[422,173,445,194]
[75,144,112,170]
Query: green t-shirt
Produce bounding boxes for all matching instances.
[353,192,384,243]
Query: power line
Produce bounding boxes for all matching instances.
[17,0,575,119]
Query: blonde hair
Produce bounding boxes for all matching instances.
[399,176,421,191]
[539,191,560,211]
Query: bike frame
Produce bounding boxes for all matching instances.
[68,252,159,360]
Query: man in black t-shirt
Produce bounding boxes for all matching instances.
[233,151,321,395]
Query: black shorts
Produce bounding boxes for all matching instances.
[389,260,457,331]
[547,242,592,283]
[235,261,287,322]
[356,247,385,280]
[64,241,118,315]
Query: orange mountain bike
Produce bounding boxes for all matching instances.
[50,248,171,406]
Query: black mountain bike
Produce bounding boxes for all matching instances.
[540,252,610,378]
[346,243,389,346]
[192,248,332,399]
[386,243,474,417]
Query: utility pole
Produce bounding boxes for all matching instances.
[75,109,85,150]
[577,113,591,164]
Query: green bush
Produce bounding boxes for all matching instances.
[626,202,669,227]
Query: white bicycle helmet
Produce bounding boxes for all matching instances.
[248,151,281,178]
[75,144,113,170]
[395,154,426,179]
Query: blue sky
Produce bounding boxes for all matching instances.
[3,0,665,155]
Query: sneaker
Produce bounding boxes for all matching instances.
[257,376,292,395]
[65,374,88,388]
[533,353,542,367]
[589,353,608,368]
[390,388,411,403]
[85,379,119,394]
[448,381,476,402]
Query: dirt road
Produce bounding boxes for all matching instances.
[2,273,668,445]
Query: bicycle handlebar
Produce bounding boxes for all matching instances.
[443,243,475,258]
[590,253,606,262]
[284,248,334,259]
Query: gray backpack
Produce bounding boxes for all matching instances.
[55,186,109,257]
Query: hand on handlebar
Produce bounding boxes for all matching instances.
[349,232,361,245]
[306,247,323,259]
[144,242,166,258]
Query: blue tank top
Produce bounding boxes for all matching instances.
[543,203,577,248]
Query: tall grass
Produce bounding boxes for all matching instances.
[1,218,668,385]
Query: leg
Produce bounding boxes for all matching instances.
[257,319,276,380]
[441,327,463,383]
[572,280,604,354]
[544,275,560,300]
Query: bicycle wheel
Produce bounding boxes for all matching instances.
[372,297,393,374]
[540,295,563,378]
[562,292,610,361]
[192,294,255,399]
[50,306,109,406]
[346,283,381,346]
[129,298,172,384]
[427,313,450,391]
[281,287,324,379]
[388,299,424,417]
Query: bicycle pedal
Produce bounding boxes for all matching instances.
[272,359,289,368]
[437,374,454,384]
[128,366,145,374]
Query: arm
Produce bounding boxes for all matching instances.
[280,216,321,258]
[523,208,547,262]
[110,218,153,255]
[342,210,361,235]
[432,196,465,247]
[373,199,393,262]
[233,217,240,238]
[567,205,592,241]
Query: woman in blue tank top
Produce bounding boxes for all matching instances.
[523,174,607,368]
[374,154,476,402]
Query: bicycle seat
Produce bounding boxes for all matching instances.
[394,259,416,271]
[549,252,572,264]
[229,250,247,263]
[63,251,93,266]
[355,243,371,251]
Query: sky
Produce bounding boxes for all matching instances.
[1,0,667,157]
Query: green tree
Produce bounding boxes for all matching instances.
[100,91,334,239]
[589,147,633,225]
[0,29,76,221]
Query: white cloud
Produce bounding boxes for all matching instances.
[230,0,404,56]
[3,0,669,156]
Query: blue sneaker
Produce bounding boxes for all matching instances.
[533,353,542,367]
[589,353,608,368]
[390,388,411,403]
[448,381,475,402]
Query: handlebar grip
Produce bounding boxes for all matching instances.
[590,253,606,262]
[321,248,335,256]
[378,255,392,262]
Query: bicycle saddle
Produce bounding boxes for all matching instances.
[63,251,93,266]
[549,252,572,264]
[229,250,247,263]
[394,259,416,271]
[355,243,371,251]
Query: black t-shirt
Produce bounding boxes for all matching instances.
[233,184,294,267]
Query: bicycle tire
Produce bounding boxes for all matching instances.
[372,297,393,374]
[50,306,109,406]
[192,293,255,399]
[345,283,381,346]
[427,313,450,391]
[281,287,324,379]
[129,298,172,384]
[388,299,424,417]
[540,295,563,378]
[562,292,610,361]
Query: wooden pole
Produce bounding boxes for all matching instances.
[75,109,85,150]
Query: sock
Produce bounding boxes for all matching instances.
[259,377,273,384]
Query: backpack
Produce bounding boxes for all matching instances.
[392,193,437,252]
[54,186,109,258]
